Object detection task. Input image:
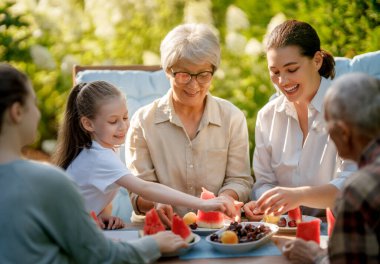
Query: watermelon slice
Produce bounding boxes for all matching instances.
[288,207,302,223]
[171,214,194,243]
[296,219,320,244]
[143,208,165,235]
[326,207,336,237]
[196,187,224,229]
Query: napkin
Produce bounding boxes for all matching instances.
[180,236,281,260]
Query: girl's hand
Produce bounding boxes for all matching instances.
[242,201,265,221]
[98,215,125,230]
[152,231,188,253]
[154,203,173,228]
[256,187,302,215]
[201,196,241,218]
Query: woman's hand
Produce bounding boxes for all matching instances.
[155,203,174,228]
[242,201,265,221]
[282,238,326,264]
[152,231,188,253]
[98,215,125,230]
[255,187,302,215]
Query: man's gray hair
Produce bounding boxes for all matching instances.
[324,73,380,138]
[160,23,220,71]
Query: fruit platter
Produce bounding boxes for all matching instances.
[205,221,279,254]
[262,207,320,233]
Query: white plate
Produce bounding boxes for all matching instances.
[205,222,279,254]
[162,233,201,257]
[192,220,231,235]
[275,215,320,233]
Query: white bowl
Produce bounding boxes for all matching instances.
[205,222,278,254]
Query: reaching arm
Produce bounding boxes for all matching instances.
[256,184,339,215]
[116,175,236,217]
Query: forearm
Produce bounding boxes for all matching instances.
[297,184,339,209]
[137,182,203,210]
[219,189,239,200]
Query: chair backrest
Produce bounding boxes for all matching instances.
[73,65,170,119]
[73,65,170,223]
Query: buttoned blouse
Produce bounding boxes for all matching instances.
[126,90,253,216]
[252,77,357,199]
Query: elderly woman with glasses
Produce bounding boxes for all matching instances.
[126,23,253,226]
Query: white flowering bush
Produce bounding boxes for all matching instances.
[2,0,379,161]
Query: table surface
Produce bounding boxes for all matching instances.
[121,222,297,263]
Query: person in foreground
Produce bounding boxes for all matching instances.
[0,63,188,263]
[52,80,237,230]
[283,73,380,263]
[126,23,253,226]
[243,20,357,219]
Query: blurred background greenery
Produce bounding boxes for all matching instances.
[1,0,379,161]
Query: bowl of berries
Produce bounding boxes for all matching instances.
[205,222,279,254]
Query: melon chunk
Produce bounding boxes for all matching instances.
[143,208,165,235]
[172,214,194,243]
[196,187,224,229]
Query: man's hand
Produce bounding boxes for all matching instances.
[243,200,265,221]
[155,203,173,228]
[282,238,327,264]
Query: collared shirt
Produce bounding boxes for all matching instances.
[328,137,380,263]
[126,90,253,216]
[252,77,357,199]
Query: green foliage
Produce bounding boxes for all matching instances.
[2,0,379,161]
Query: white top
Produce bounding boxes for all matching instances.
[66,141,131,214]
[252,77,357,199]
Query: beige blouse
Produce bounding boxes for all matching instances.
[125,90,253,216]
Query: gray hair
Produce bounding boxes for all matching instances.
[324,73,380,138]
[160,23,220,71]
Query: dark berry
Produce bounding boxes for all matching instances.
[288,220,297,227]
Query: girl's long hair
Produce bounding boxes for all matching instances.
[52,81,122,169]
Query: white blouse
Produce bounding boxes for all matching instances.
[252,77,357,199]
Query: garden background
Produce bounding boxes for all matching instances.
[1,0,379,162]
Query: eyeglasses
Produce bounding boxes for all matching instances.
[170,69,214,84]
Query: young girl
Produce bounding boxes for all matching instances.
[52,80,237,229]
[0,63,188,263]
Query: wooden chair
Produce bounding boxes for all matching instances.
[72,64,170,223]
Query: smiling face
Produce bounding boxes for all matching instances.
[168,59,213,110]
[82,96,129,149]
[267,45,323,104]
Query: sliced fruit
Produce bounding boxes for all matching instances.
[172,214,194,243]
[220,230,239,244]
[288,207,302,223]
[296,219,320,244]
[263,213,280,224]
[196,187,224,229]
[288,219,297,227]
[143,208,165,235]
[183,212,197,225]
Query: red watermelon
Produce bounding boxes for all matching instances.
[288,207,302,223]
[326,207,336,237]
[172,214,194,243]
[296,219,321,244]
[143,208,165,235]
[196,187,224,228]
